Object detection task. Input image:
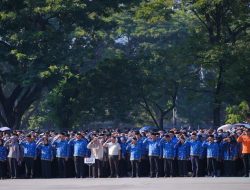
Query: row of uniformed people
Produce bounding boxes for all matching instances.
[0,130,247,179]
[124,131,242,178]
[0,132,90,179]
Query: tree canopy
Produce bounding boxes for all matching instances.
[0,0,249,130]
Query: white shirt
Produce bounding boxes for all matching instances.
[106,142,121,156]
[87,141,104,160]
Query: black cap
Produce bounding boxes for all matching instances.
[132,137,137,141]
[165,134,170,138]
[60,132,66,136]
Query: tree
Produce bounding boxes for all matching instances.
[225,101,250,124]
[105,0,207,129]
[0,0,135,129]
[187,0,250,127]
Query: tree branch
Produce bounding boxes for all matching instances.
[140,96,159,128]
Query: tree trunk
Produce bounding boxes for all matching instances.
[0,84,42,129]
[158,112,164,130]
[213,60,224,128]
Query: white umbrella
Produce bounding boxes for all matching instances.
[0,126,11,132]
[217,124,235,132]
[234,123,250,129]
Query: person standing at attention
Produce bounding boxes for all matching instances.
[103,136,121,178]
[237,128,250,177]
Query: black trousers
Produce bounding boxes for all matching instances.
[41,160,52,178]
[108,155,119,177]
[119,158,128,177]
[172,158,178,177]
[92,159,102,178]
[223,160,236,177]
[242,153,250,177]
[102,160,110,177]
[140,157,149,177]
[67,158,75,178]
[190,156,199,177]
[207,158,217,176]
[149,156,159,177]
[163,158,173,177]
[24,157,35,178]
[178,160,188,177]
[74,156,85,178]
[51,158,58,178]
[57,158,67,178]
[0,161,7,178]
[199,158,206,176]
[8,158,18,178]
[131,160,140,177]
[34,158,41,178]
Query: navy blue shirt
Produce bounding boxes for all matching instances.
[20,141,37,158]
[202,141,219,158]
[143,138,161,156]
[127,142,142,160]
[37,144,53,161]
[52,140,69,158]
[189,140,202,156]
[161,140,175,159]
[69,138,88,157]
[0,145,7,161]
[175,141,190,160]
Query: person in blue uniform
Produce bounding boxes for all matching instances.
[69,133,88,178]
[143,132,161,178]
[222,136,238,176]
[52,132,69,178]
[189,133,202,177]
[119,137,128,177]
[127,137,142,177]
[198,134,207,177]
[135,131,149,177]
[20,134,37,178]
[175,135,190,177]
[37,137,53,178]
[216,136,224,177]
[161,134,175,177]
[169,131,178,176]
[0,139,7,179]
[202,135,219,177]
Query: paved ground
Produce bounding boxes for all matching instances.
[0,178,249,190]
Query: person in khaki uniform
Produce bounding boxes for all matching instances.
[87,136,104,178]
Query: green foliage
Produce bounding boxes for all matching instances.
[225,101,250,124]
[1,0,249,129]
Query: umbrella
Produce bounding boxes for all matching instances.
[217,124,235,132]
[139,126,158,132]
[233,123,250,129]
[0,126,11,132]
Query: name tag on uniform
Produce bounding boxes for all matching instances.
[84,157,95,164]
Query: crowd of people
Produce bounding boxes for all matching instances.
[0,125,250,179]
